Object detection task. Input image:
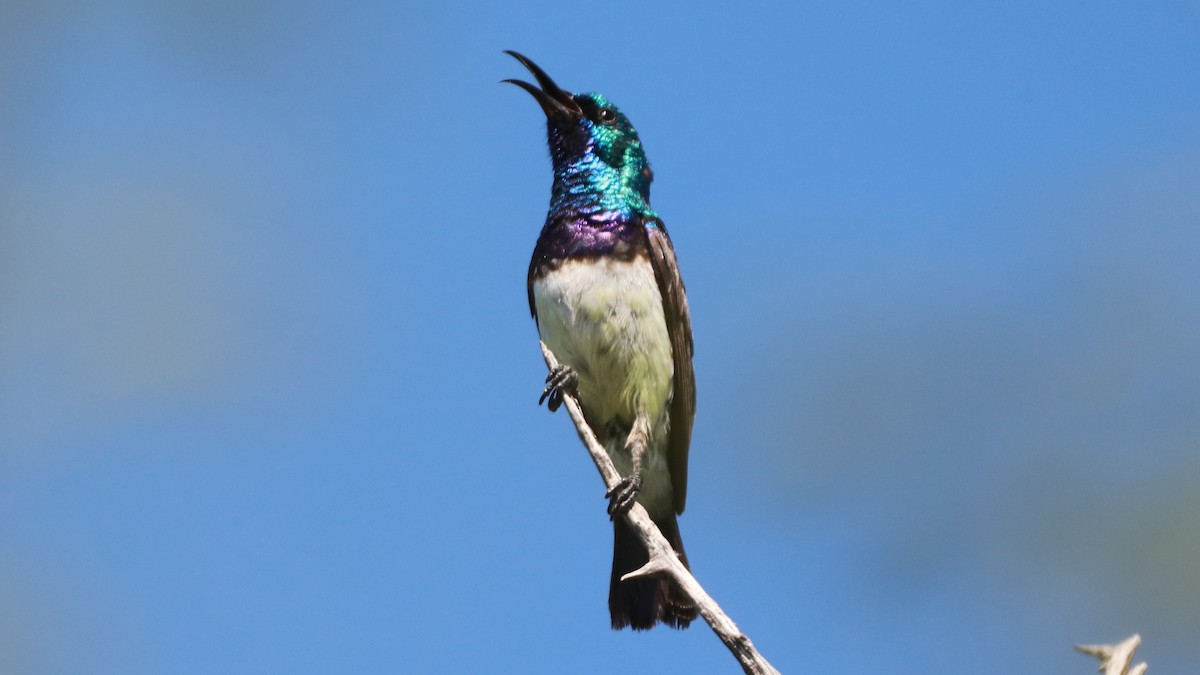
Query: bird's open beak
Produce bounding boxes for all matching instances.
[502,51,583,118]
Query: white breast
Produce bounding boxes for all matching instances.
[532,256,676,514]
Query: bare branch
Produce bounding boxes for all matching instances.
[539,341,781,675]
[1076,634,1147,675]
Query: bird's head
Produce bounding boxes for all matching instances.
[504,51,653,208]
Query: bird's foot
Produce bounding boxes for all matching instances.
[538,364,578,412]
[606,471,643,519]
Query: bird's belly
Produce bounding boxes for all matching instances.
[532,257,676,514]
[532,256,674,425]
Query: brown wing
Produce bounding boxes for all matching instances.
[643,217,695,515]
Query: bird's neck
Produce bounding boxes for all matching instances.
[549,154,654,222]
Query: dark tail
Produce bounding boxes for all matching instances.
[609,513,697,630]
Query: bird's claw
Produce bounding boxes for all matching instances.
[539,364,578,412]
[606,472,643,519]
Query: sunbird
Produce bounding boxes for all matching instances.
[506,51,697,630]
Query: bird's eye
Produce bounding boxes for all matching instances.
[597,107,617,124]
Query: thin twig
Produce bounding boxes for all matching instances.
[539,341,781,675]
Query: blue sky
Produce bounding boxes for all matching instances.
[2,2,1199,673]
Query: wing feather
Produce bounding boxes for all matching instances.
[642,217,695,515]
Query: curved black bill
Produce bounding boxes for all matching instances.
[502,50,582,118]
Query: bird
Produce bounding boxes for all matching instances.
[504,50,698,631]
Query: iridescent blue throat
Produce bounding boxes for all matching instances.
[538,141,656,259]
[548,104,656,224]
[550,158,655,225]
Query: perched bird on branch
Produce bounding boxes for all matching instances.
[505,51,697,630]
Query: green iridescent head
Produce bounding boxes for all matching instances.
[504,51,654,213]
[564,92,653,201]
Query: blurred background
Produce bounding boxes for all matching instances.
[2,1,1198,672]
